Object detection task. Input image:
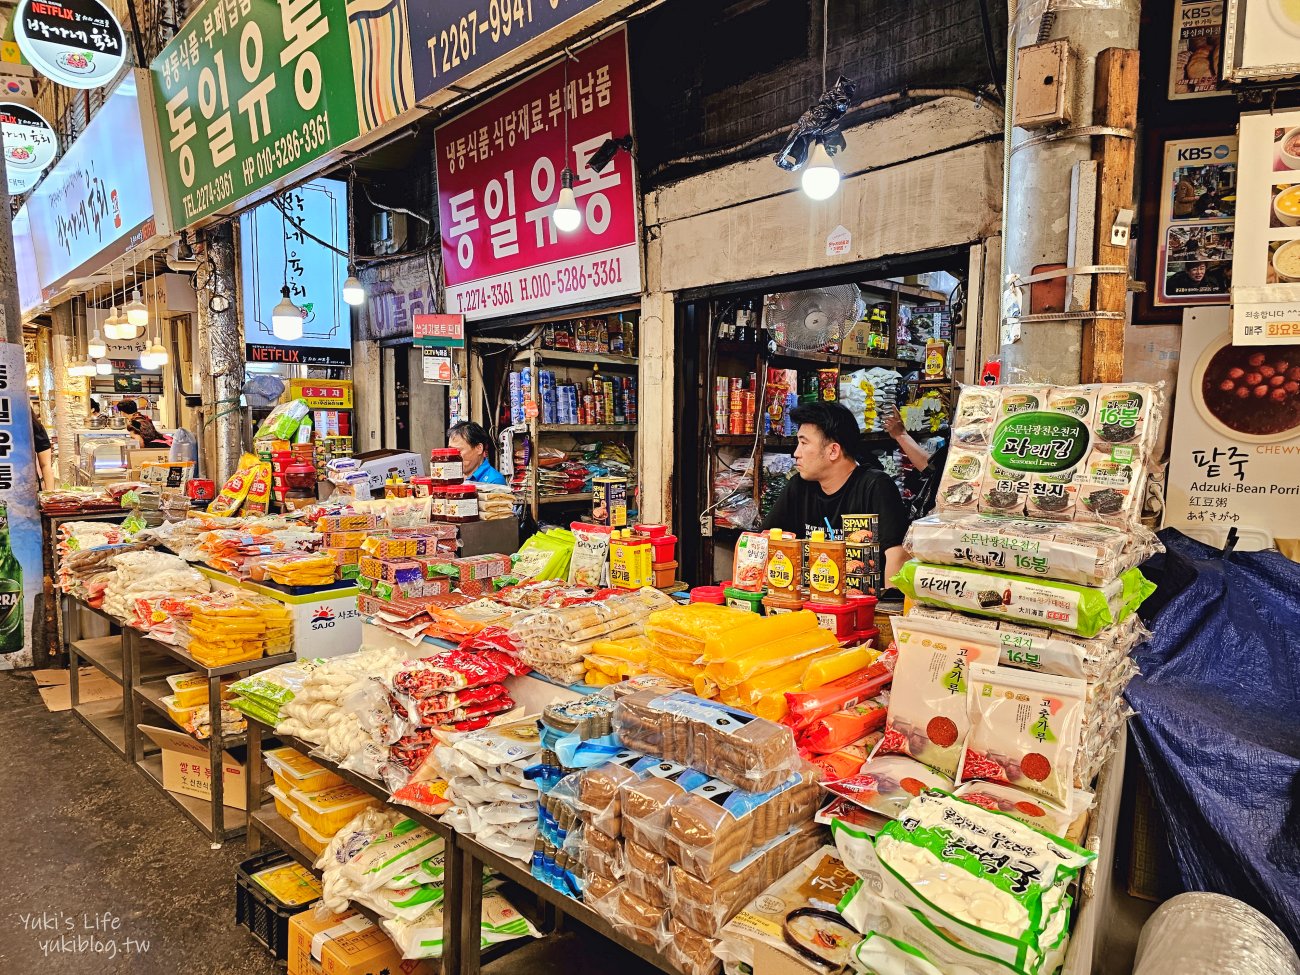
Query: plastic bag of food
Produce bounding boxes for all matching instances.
[511,529,575,581]
[381,891,541,959]
[254,398,310,441]
[956,664,1086,808]
[954,780,1092,838]
[568,524,612,588]
[732,532,769,592]
[876,620,998,776]
[796,699,887,755]
[783,661,892,734]
[207,454,259,516]
[644,603,755,661]
[893,561,1155,638]
[821,754,953,820]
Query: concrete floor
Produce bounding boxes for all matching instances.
[0,671,663,975]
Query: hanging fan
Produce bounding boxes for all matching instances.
[762,286,865,353]
[242,374,286,408]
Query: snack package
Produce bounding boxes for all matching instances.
[954,780,1092,838]
[783,662,893,734]
[732,532,769,592]
[877,620,997,776]
[207,454,259,516]
[957,664,1087,807]
[254,399,310,441]
[950,387,999,448]
[796,700,887,755]
[242,462,274,516]
[893,561,1155,638]
[935,448,986,512]
[821,754,954,821]
[568,525,612,588]
[904,514,1162,588]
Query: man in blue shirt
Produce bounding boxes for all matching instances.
[448,421,508,485]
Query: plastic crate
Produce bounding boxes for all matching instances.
[235,850,320,960]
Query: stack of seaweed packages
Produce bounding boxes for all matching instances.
[844,382,1163,969]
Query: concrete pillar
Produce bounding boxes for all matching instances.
[638,291,675,526]
[0,126,20,345]
[352,319,382,455]
[196,224,245,483]
[49,304,77,481]
[1000,1,1140,383]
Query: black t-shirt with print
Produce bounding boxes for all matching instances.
[762,464,909,548]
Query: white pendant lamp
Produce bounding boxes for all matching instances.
[87,328,106,359]
[342,267,365,306]
[124,288,149,329]
[801,141,841,201]
[553,168,582,233]
[95,359,112,376]
[271,286,304,340]
[147,334,168,368]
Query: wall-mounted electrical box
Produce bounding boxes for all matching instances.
[1015,40,1073,130]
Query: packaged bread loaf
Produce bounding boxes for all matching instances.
[575,750,647,837]
[619,759,711,852]
[613,888,664,946]
[666,918,722,975]
[612,689,668,755]
[624,839,672,907]
[583,872,618,903]
[664,768,821,881]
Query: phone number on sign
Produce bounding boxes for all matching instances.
[242,114,334,186]
[454,257,628,313]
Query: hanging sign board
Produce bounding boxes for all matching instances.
[0,343,45,668]
[1231,110,1300,345]
[407,0,604,103]
[240,178,352,366]
[0,102,56,193]
[434,30,640,321]
[288,378,353,409]
[150,0,361,227]
[422,347,453,385]
[1155,135,1236,307]
[1166,307,1300,546]
[25,72,165,300]
[1224,0,1300,80]
[360,255,432,341]
[412,313,465,347]
[14,0,125,89]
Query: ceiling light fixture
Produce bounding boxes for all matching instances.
[343,266,364,306]
[95,358,112,375]
[801,140,841,201]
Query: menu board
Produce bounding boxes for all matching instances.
[1166,307,1300,548]
[1230,109,1300,344]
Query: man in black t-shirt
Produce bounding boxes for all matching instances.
[32,416,53,490]
[762,401,910,584]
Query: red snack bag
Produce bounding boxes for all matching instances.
[796,699,888,755]
[956,664,1086,808]
[392,649,516,696]
[411,683,509,722]
[783,662,891,734]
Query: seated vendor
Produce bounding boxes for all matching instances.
[448,421,508,485]
[762,401,909,582]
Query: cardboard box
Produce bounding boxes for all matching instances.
[288,910,436,975]
[353,450,425,492]
[136,724,247,809]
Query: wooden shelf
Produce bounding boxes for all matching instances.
[537,492,594,504]
[537,423,637,434]
[517,349,639,368]
[858,279,948,302]
[767,348,923,370]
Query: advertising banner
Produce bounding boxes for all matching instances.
[1166,307,1300,548]
[0,343,46,668]
[360,254,434,341]
[1231,110,1300,344]
[1168,0,1228,99]
[14,0,125,89]
[151,0,361,227]
[434,29,640,320]
[1155,135,1236,307]
[25,72,165,300]
[240,178,352,365]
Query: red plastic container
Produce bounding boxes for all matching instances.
[634,523,668,539]
[849,626,881,649]
[689,585,725,604]
[846,593,878,633]
[650,534,677,563]
[805,600,858,640]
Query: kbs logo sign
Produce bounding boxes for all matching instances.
[1176,143,1232,162]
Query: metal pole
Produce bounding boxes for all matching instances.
[0,124,22,345]
[196,224,244,483]
[1000,0,1140,384]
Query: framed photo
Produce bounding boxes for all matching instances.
[1155,136,1238,307]
[1224,0,1300,80]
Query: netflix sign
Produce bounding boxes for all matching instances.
[434,30,640,321]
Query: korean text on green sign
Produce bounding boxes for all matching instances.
[151,0,360,227]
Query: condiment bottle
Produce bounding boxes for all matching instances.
[764,529,803,607]
[807,529,848,605]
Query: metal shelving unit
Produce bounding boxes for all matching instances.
[125,629,296,847]
[43,510,127,664]
[66,599,132,759]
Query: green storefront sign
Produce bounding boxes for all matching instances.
[151,0,360,227]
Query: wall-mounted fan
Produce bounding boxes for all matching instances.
[762,286,865,353]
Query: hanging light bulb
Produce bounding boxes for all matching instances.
[342,266,365,306]
[124,288,149,329]
[147,329,169,368]
[271,286,304,340]
[87,328,106,358]
[801,140,841,201]
[95,359,112,376]
[552,168,582,233]
[138,343,157,369]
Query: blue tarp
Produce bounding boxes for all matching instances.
[1127,530,1300,945]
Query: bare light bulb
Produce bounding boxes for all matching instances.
[87,329,106,358]
[95,359,112,376]
[342,272,364,306]
[801,141,841,201]
[271,286,304,340]
[552,168,582,233]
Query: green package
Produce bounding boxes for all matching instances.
[892,560,1154,638]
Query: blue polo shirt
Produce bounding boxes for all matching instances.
[469,460,508,485]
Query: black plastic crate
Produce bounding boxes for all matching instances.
[235,850,320,960]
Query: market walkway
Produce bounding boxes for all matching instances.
[0,672,664,975]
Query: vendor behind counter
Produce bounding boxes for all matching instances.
[762,401,909,583]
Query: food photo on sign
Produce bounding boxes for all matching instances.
[1157,135,1237,306]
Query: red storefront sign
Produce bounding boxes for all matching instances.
[434,30,640,321]
[413,313,466,345]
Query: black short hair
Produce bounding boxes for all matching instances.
[790,401,862,454]
[448,421,493,459]
[117,400,138,415]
